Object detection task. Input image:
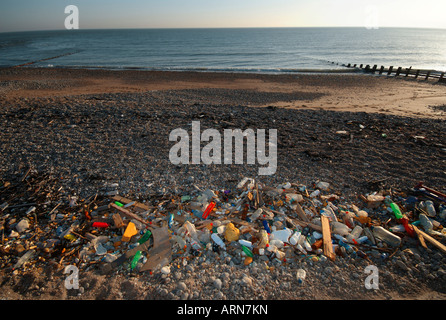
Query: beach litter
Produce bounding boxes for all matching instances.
[1,169,445,286]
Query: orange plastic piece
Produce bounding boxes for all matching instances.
[121,222,138,242]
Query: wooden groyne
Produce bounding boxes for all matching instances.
[329,61,445,83]
[11,51,81,68]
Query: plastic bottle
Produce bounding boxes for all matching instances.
[131,251,142,270]
[313,231,323,240]
[357,236,369,244]
[269,239,284,249]
[342,211,356,228]
[258,229,269,248]
[316,181,330,191]
[288,231,298,246]
[250,208,263,221]
[363,227,376,245]
[285,193,303,204]
[419,214,433,231]
[321,206,337,222]
[262,220,271,234]
[13,249,36,270]
[199,228,211,244]
[241,245,253,258]
[239,239,253,248]
[346,226,363,244]
[271,228,292,243]
[310,190,320,198]
[390,203,403,220]
[237,177,250,189]
[274,249,285,260]
[331,221,351,236]
[372,226,401,247]
[211,233,226,250]
[173,235,186,250]
[389,224,406,233]
[333,234,347,242]
[338,240,353,254]
[183,221,199,241]
[296,269,307,284]
[303,239,312,252]
[295,243,307,255]
[190,238,202,251]
[425,200,436,217]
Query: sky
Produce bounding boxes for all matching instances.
[1,0,446,33]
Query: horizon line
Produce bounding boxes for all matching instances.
[1,25,445,34]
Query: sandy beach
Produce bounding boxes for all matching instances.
[1,67,446,119]
[0,67,445,301]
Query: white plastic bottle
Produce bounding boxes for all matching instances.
[13,249,36,270]
[425,200,436,217]
[238,239,253,248]
[296,269,307,284]
[346,225,363,243]
[331,221,351,236]
[372,226,401,247]
[211,233,226,250]
[289,231,300,246]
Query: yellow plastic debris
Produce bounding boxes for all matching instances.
[121,222,138,242]
[224,223,240,242]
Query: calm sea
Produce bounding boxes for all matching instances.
[0,27,445,73]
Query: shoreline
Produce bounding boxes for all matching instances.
[1,66,446,119]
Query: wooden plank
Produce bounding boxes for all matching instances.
[286,217,322,232]
[425,71,431,81]
[321,215,336,261]
[111,195,153,212]
[112,213,125,228]
[414,226,446,255]
[295,203,310,222]
[110,203,150,226]
[412,225,427,249]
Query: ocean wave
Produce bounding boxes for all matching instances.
[34,64,359,74]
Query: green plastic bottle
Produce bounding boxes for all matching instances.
[138,229,152,244]
[131,251,142,270]
[241,245,253,258]
[390,202,403,219]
